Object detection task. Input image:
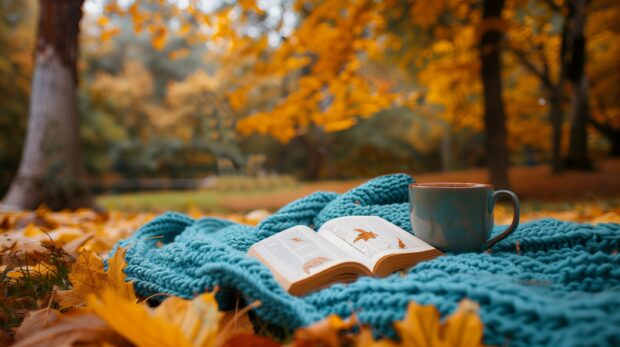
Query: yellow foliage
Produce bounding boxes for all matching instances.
[96,16,110,27]
[233,0,397,142]
[394,300,485,347]
[99,27,120,42]
[151,25,168,50]
[56,247,136,309]
[88,289,227,347]
[168,47,190,60]
[293,299,486,346]
[418,26,482,130]
[88,288,195,347]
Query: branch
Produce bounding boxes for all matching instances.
[508,46,556,91]
[588,116,611,136]
[541,0,562,12]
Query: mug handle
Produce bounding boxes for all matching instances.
[484,190,520,250]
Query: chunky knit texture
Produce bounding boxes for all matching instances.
[115,174,620,347]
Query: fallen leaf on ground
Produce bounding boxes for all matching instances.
[13,307,129,347]
[55,247,135,309]
[393,300,486,347]
[88,287,192,347]
[105,247,137,302]
[294,299,486,347]
[442,300,485,347]
[222,334,281,347]
[87,287,263,347]
[293,314,356,347]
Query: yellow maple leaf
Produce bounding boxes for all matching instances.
[294,314,356,347]
[88,288,192,347]
[106,247,137,302]
[441,300,485,347]
[56,250,107,309]
[394,302,442,347]
[88,288,225,347]
[393,300,485,347]
[56,247,136,309]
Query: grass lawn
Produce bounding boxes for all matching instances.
[97,185,300,213]
[98,159,620,215]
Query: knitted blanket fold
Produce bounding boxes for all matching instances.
[115,174,620,347]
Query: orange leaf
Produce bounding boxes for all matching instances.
[55,247,136,309]
[442,300,485,347]
[55,250,107,309]
[222,333,280,347]
[106,247,137,303]
[88,288,192,347]
[394,302,442,346]
[353,228,378,243]
[151,26,167,50]
[302,256,330,274]
[393,300,486,347]
[293,314,356,347]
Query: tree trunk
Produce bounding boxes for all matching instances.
[611,133,620,157]
[480,0,510,189]
[303,125,327,180]
[2,0,93,210]
[549,89,564,172]
[566,76,592,169]
[563,0,593,170]
[589,119,620,157]
[440,129,452,172]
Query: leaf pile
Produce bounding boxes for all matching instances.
[1,202,619,346]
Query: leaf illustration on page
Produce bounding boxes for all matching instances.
[302,256,330,274]
[291,237,304,243]
[353,228,378,243]
[397,238,406,249]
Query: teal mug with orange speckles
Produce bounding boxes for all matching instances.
[408,183,520,253]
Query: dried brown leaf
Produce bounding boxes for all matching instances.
[13,308,129,347]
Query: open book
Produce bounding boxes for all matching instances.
[247,216,442,296]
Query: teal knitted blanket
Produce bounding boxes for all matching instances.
[116,174,620,347]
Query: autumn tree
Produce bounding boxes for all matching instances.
[587,0,620,155]
[507,0,567,172]
[557,0,590,169]
[233,0,396,179]
[0,0,36,193]
[3,0,94,210]
[479,0,510,188]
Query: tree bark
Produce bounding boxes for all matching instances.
[303,125,327,180]
[563,0,593,170]
[589,118,620,157]
[2,0,93,210]
[440,129,452,172]
[480,0,510,189]
[549,89,564,172]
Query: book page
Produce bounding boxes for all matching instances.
[317,216,435,266]
[247,226,352,284]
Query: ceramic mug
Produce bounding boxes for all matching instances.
[408,183,520,253]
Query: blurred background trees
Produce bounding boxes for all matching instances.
[1,0,618,209]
